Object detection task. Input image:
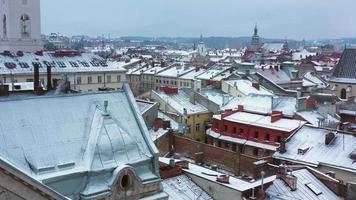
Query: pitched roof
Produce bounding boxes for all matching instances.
[0,85,160,199]
[266,168,343,200]
[332,48,356,80]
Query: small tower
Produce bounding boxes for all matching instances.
[0,0,43,52]
[197,34,207,56]
[251,24,260,51]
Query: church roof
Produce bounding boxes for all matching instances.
[0,85,160,199]
[331,48,356,82]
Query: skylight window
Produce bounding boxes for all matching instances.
[305,182,322,196]
[69,61,79,67]
[19,62,29,68]
[57,61,67,68]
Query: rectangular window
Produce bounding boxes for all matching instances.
[76,76,82,84]
[98,76,102,83]
[26,78,34,82]
[117,75,121,82]
[265,133,270,141]
[107,75,111,83]
[196,124,200,132]
[88,76,92,84]
[232,143,237,152]
[240,128,244,134]
[233,127,237,134]
[276,136,282,143]
[254,131,259,139]
[253,148,259,156]
[224,125,228,132]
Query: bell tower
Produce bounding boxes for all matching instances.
[0,0,42,52]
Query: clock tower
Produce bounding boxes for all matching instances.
[0,0,42,52]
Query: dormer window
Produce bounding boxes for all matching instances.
[297,147,309,155]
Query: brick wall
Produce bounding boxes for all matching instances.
[171,134,272,177]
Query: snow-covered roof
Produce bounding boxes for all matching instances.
[159,157,276,192]
[296,111,339,127]
[223,111,305,132]
[303,72,328,89]
[195,65,231,80]
[0,88,159,199]
[266,168,343,200]
[256,69,292,85]
[163,175,213,200]
[179,68,207,80]
[153,90,209,115]
[274,125,356,173]
[0,52,138,75]
[199,89,240,110]
[224,79,272,96]
[207,129,278,151]
[293,49,317,61]
[262,43,284,52]
[136,99,157,114]
[157,65,195,78]
[158,111,179,130]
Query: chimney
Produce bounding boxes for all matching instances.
[252,82,260,90]
[33,63,43,95]
[0,85,9,96]
[279,138,286,154]
[47,65,52,91]
[271,111,283,123]
[33,63,40,89]
[195,152,204,165]
[325,132,336,145]
[277,165,298,191]
[238,105,244,112]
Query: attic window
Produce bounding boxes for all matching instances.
[297,147,309,155]
[80,61,90,67]
[305,182,322,196]
[100,61,108,67]
[19,62,29,68]
[69,61,79,67]
[120,174,131,190]
[90,61,100,67]
[4,62,16,69]
[56,61,66,68]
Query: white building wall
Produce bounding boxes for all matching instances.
[0,0,42,52]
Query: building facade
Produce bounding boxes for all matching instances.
[207,107,305,157]
[0,0,43,52]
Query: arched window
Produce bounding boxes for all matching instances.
[341,88,347,99]
[2,15,6,38]
[20,14,30,38]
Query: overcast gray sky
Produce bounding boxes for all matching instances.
[41,0,356,40]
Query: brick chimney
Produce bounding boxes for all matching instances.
[238,105,244,112]
[277,165,298,191]
[271,111,283,123]
[252,82,260,90]
[47,65,52,91]
[279,138,286,154]
[33,63,43,95]
[0,85,9,96]
[325,132,336,145]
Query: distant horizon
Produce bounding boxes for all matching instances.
[42,33,356,42]
[41,0,356,41]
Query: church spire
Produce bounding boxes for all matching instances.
[254,24,258,36]
[199,33,204,43]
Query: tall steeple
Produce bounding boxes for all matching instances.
[251,24,260,51]
[197,33,207,56]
